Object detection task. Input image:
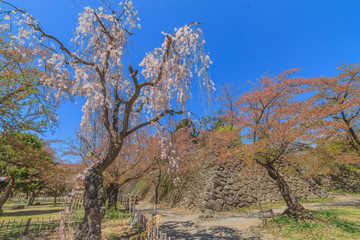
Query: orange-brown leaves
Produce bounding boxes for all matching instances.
[228,69,311,165]
[308,62,360,152]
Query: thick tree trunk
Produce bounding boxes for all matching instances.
[73,136,122,239]
[0,177,14,216]
[28,190,40,205]
[106,183,119,210]
[261,162,309,217]
[154,168,162,215]
[73,169,106,240]
[54,194,57,206]
[27,192,34,205]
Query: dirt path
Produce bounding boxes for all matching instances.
[136,194,360,240]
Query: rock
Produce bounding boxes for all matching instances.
[237,202,248,208]
[204,193,216,201]
[227,179,235,185]
[213,179,223,188]
[223,203,231,210]
[226,199,235,206]
[222,190,230,196]
[11,205,25,210]
[215,171,227,179]
[215,186,223,192]
[233,196,241,205]
[217,199,224,205]
[233,184,241,191]
[243,197,255,204]
[204,199,223,211]
[213,189,224,198]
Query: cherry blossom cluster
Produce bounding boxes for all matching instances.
[140,24,214,119]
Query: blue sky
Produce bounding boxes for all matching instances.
[8,0,360,142]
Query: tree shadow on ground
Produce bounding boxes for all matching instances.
[161,221,261,240]
[2,209,62,217]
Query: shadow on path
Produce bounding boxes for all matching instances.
[161,221,260,240]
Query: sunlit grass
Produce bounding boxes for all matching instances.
[1,200,129,223]
[1,199,65,223]
[263,207,360,240]
[234,197,334,212]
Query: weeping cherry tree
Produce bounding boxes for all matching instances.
[0,1,213,239]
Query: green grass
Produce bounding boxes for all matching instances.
[319,185,360,195]
[1,199,132,239]
[1,199,130,224]
[326,188,360,195]
[1,199,66,223]
[299,197,335,204]
[263,207,360,240]
[235,197,334,212]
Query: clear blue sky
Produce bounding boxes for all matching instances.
[9,0,360,142]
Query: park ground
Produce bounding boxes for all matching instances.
[1,193,360,239]
[134,193,360,240]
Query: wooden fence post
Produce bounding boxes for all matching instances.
[0,219,4,234]
[17,219,23,235]
[23,218,32,236]
[4,219,9,234]
[39,218,44,232]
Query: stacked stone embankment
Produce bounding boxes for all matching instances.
[122,162,329,212]
[196,164,328,212]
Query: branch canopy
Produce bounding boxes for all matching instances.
[0,0,213,142]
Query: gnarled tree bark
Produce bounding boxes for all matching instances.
[106,183,119,210]
[73,169,106,240]
[73,141,121,240]
[0,177,15,216]
[259,161,309,217]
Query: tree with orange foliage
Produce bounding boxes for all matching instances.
[43,161,82,205]
[227,69,312,217]
[308,63,360,158]
[293,63,360,188]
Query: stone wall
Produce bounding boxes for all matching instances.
[315,165,360,193]
[180,163,329,212]
[121,162,329,212]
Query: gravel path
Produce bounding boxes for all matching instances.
[136,194,360,240]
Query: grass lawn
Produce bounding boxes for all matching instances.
[1,199,130,223]
[262,207,360,240]
[1,199,66,223]
[1,199,132,239]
